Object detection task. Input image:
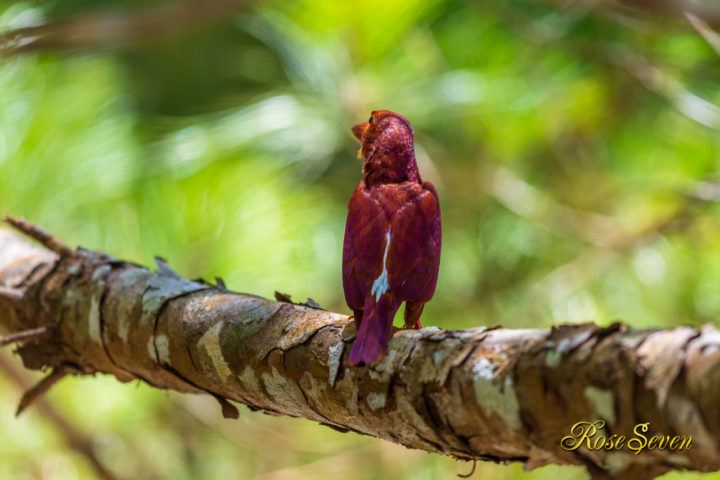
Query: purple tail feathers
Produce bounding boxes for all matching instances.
[348,295,400,365]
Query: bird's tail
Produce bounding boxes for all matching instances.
[348,294,400,366]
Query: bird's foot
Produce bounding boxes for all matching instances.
[405,320,422,330]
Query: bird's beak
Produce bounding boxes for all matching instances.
[352,122,369,140]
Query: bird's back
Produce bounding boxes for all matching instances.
[342,179,441,310]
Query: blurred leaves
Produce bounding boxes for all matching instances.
[2,0,720,478]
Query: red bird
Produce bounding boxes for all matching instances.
[343,110,441,365]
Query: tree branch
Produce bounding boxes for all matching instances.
[0,326,50,347]
[0,222,719,479]
[16,365,71,416]
[2,215,73,257]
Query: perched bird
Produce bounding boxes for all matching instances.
[343,110,442,365]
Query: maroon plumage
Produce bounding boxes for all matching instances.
[343,110,441,365]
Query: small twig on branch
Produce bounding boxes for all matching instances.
[457,460,477,478]
[274,291,324,310]
[211,394,240,419]
[0,326,50,348]
[3,215,73,257]
[17,365,71,416]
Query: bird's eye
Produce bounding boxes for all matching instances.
[368,116,373,124]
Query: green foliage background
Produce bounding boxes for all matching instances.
[1,0,720,478]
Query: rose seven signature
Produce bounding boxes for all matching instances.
[561,421,692,454]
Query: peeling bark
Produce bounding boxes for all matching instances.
[1,222,719,479]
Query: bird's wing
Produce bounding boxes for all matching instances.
[342,183,390,311]
[387,181,442,303]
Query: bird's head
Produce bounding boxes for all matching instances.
[352,110,420,185]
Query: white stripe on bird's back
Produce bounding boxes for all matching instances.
[370,229,391,302]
